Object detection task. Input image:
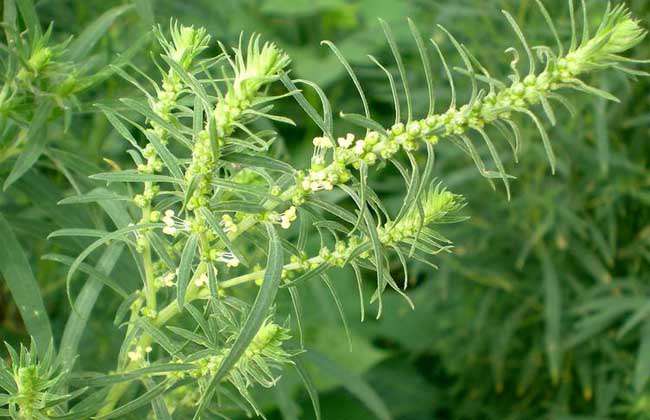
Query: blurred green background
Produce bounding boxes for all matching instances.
[1,0,649,418]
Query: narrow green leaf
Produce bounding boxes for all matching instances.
[3,0,17,42]
[0,212,52,355]
[502,10,535,74]
[492,302,530,392]
[136,318,181,355]
[437,25,477,103]
[476,128,511,200]
[368,55,400,125]
[96,105,142,151]
[47,228,112,240]
[538,245,562,384]
[210,200,265,214]
[321,274,351,351]
[90,170,180,184]
[67,5,133,61]
[56,389,110,419]
[166,325,209,346]
[274,376,300,420]
[294,356,321,420]
[339,112,386,134]
[321,40,371,122]
[15,0,40,39]
[282,262,330,288]
[594,84,609,176]
[56,223,161,288]
[183,303,210,340]
[222,152,295,174]
[517,108,556,174]
[340,184,385,315]
[145,378,171,420]
[304,351,391,420]
[162,56,211,109]
[280,73,332,140]
[294,78,333,136]
[95,380,170,419]
[143,128,182,179]
[408,18,435,115]
[113,293,139,327]
[211,178,281,201]
[196,222,283,417]
[391,156,420,225]
[71,365,194,387]
[43,252,127,299]
[3,101,53,190]
[379,19,411,122]
[120,98,191,148]
[307,198,357,225]
[177,234,199,308]
[568,78,620,103]
[58,190,130,205]
[198,207,249,267]
[134,0,154,26]
[635,319,650,394]
[618,302,650,339]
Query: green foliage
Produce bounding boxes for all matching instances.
[0,0,648,419]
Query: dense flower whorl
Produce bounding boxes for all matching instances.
[185,41,290,211]
[160,22,210,69]
[568,4,646,73]
[233,38,291,97]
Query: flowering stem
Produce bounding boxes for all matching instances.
[210,8,648,250]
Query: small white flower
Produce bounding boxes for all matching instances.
[312,171,326,181]
[306,170,333,192]
[310,180,334,192]
[194,272,209,287]
[353,140,366,155]
[163,225,177,235]
[218,251,240,268]
[160,271,176,288]
[128,346,145,362]
[161,209,190,236]
[280,206,297,229]
[337,133,355,148]
[312,137,332,166]
[310,181,324,192]
[312,136,332,148]
[128,222,143,240]
[311,154,325,166]
[220,214,238,233]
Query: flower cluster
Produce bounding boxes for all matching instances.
[566,4,646,73]
[133,24,209,238]
[290,126,437,205]
[210,5,647,289]
[268,206,298,229]
[251,4,646,216]
[185,40,291,212]
[127,344,153,363]
[160,23,210,68]
[277,187,463,284]
[185,322,291,385]
[232,38,292,98]
[378,187,463,245]
[0,342,73,419]
[163,309,292,416]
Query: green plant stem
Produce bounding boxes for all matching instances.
[142,210,157,312]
